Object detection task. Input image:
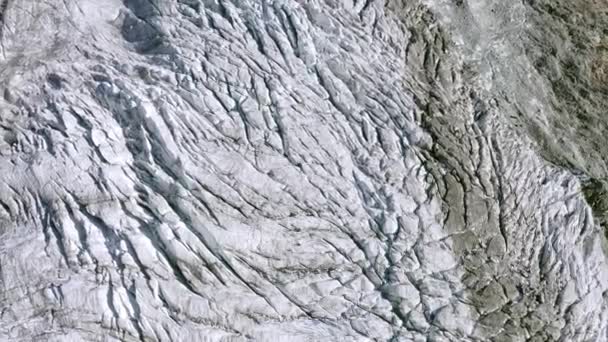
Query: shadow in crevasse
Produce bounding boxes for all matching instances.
[120,0,176,55]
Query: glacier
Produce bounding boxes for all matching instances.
[0,0,607,341]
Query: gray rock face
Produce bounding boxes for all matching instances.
[0,0,606,341]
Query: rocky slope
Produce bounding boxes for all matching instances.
[0,0,606,341]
